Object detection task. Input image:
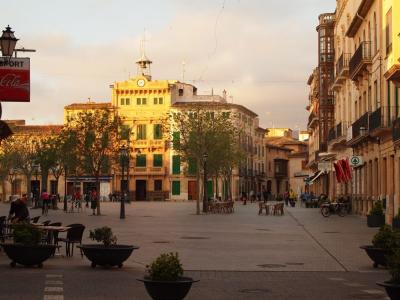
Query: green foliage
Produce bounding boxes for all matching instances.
[146,252,184,281]
[12,223,43,246]
[89,227,117,247]
[388,249,400,284]
[369,200,384,216]
[372,225,400,250]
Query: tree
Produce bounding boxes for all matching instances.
[65,109,122,215]
[170,105,244,214]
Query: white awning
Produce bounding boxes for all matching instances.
[309,170,324,183]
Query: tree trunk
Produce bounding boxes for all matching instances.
[25,174,32,206]
[63,167,68,212]
[196,172,200,215]
[1,179,5,202]
[96,178,101,216]
[41,170,49,193]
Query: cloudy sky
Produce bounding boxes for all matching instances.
[1,0,336,129]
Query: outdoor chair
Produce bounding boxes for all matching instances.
[44,222,62,245]
[57,224,85,257]
[273,203,284,216]
[31,216,40,223]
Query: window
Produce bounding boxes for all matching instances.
[172,181,180,195]
[121,98,125,105]
[178,89,184,96]
[188,157,197,175]
[120,125,130,140]
[386,8,392,55]
[374,12,378,54]
[137,124,147,140]
[172,132,180,149]
[153,124,162,139]
[154,180,162,191]
[374,80,379,108]
[125,98,130,105]
[154,98,158,104]
[137,98,147,105]
[268,161,271,171]
[222,112,230,118]
[136,154,146,167]
[172,155,181,174]
[158,97,163,104]
[154,97,163,104]
[153,154,163,167]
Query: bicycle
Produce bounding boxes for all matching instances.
[320,201,347,217]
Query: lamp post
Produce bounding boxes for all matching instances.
[119,145,129,219]
[32,163,39,208]
[202,152,208,213]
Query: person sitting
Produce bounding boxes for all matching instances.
[8,195,29,223]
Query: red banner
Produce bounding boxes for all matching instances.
[0,57,30,102]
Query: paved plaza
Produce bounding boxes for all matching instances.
[0,201,390,299]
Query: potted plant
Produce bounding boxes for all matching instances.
[367,200,385,227]
[78,226,139,268]
[137,252,199,300]
[377,249,400,299]
[360,225,400,268]
[0,223,57,268]
[393,209,400,230]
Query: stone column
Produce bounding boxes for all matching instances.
[394,154,400,217]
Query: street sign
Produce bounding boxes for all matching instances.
[350,156,363,167]
[0,57,30,102]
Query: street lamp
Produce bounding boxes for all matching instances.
[202,152,208,213]
[32,163,40,208]
[0,25,18,57]
[119,145,129,219]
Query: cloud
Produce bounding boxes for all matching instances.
[2,0,335,130]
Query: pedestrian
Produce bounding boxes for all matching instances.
[284,190,289,206]
[249,190,255,203]
[84,192,90,208]
[242,191,247,205]
[289,189,297,207]
[41,189,50,216]
[9,194,29,223]
[90,188,98,215]
[262,187,268,203]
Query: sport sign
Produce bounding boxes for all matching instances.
[350,156,363,167]
[0,57,30,102]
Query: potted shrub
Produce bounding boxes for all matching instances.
[360,225,400,268]
[367,200,385,227]
[377,249,400,299]
[0,223,57,268]
[137,252,199,300]
[393,209,400,230]
[78,226,139,268]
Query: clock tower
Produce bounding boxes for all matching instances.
[136,37,152,80]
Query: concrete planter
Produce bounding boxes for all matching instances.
[367,215,385,227]
[78,244,139,268]
[376,281,400,300]
[0,243,57,268]
[360,245,391,268]
[137,277,199,300]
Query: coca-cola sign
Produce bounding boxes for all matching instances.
[0,57,30,102]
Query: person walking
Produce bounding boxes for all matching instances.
[289,189,297,207]
[262,187,268,203]
[84,192,90,208]
[284,190,289,206]
[41,189,50,216]
[90,188,98,215]
[8,194,29,223]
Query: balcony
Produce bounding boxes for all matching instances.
[349,42,372,81]
[274,159,288,178]
[393,118,400,144]
[133,140,149,148]
[133,167,166,175]
[369,107,398,137]
[332,53,350,90]
[328,122,348,149]
[347,112,369,145]
[327,127,336,142]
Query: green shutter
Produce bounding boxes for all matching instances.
[136,154,146,167]
[153,154,163,167]
[396,86,399,118]
[188,157,197,175]
[154,124,162,139]
[172,132,180,149]
[207,180,213,198]
[172,155,181,174]
[388,81,391,126]
[172,181,181,195]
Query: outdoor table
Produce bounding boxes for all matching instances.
[33,225,71,246]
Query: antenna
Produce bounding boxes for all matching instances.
[182,61,186,82]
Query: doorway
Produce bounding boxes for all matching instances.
[188,181,197,200]
[136,180,147,201]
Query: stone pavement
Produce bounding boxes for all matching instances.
[0,201,391,299]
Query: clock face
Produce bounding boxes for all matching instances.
[137,79,145,87]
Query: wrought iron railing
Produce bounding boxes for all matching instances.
[349,41,372,78]
[352,112,370,138]
[336,53,350,77]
